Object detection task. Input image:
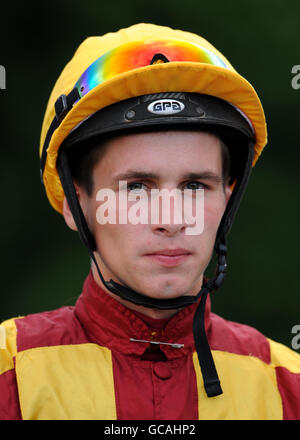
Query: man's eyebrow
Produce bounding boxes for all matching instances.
[182,171,224,184]
[111,170,223,184]
[111,170,159,182]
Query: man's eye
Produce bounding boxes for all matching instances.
[127,182,148,192]
[183,181,205,191]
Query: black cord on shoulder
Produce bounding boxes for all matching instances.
[193,289,223,397]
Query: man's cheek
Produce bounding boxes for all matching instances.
[204,201,226,230]
[184,190,204,236]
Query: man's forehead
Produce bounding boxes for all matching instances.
[102,128,222,147]
[96,130,223,166]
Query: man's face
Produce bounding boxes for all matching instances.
[69,130,231,305]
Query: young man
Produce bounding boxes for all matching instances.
[0,23,299,420]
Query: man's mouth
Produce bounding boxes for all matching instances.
[144,248,192,267]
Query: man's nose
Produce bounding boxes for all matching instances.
[149,189,187,236]
[151,222,186,237]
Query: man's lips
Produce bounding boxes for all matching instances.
[145,248,192,256]
[144,249,192,267]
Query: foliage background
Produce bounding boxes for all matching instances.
[0,0,299,348]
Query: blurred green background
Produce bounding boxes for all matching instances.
[0,0,299,349]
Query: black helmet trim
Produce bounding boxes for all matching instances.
[61,92,255,151]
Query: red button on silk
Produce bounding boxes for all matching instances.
[153,362,172,380]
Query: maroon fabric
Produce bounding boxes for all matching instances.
[132,309,170,332]
[16,306,89,352]
[208,312,271,364]
[112,351,198,420]
[0,369,22,420]
[276,367,300,420]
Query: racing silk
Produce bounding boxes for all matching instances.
[0,271,299,420]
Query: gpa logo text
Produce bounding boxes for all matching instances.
[0,65,6,90]
[148,99,185,115]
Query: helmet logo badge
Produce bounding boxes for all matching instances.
[147,99,185,116]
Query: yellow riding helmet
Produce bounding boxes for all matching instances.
[39,22,267,214]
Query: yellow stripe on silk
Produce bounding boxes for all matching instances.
[16,343,117,420]
[268,338,300,374]
[193,350,283,420]
[0,318,20,375]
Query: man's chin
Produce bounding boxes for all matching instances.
[133,279,201,300]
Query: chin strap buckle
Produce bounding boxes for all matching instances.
[55,94,69,123]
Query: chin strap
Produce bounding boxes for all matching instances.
[192,241,227,397]
[57,148,232,398]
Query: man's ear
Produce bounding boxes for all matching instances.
[62,197,78,231]
[224,181,233,205]
[62,183,82,232]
